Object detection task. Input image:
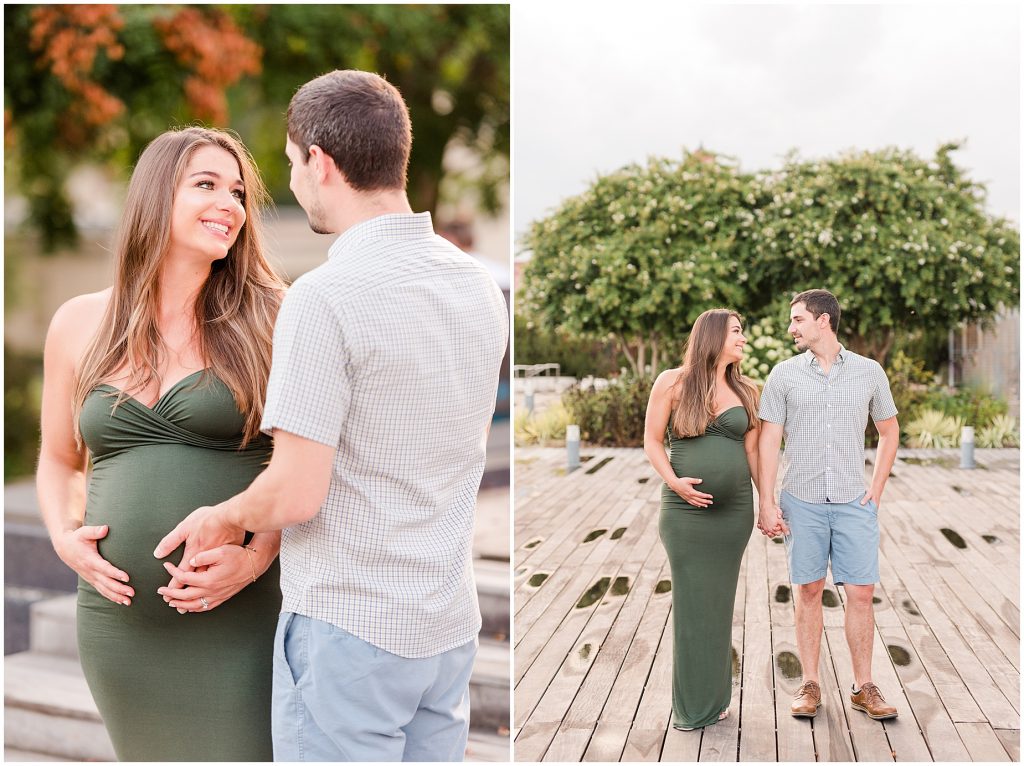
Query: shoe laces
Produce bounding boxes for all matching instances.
[796,680,819,698]
[861,683,885,704]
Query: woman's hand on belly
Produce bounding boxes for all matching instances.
[667,476,714,508]
[157,545,257,614]
[55,524,135,605]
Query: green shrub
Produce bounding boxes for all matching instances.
[743,316,796,385]
[4,347,43,480]
[563,375,652,447]
[976,415,1019,448]
[904,409,963,448]
[514,401,572,447]
[918,386,1009,428]
[513,313,622,379]
[885,350,935,424]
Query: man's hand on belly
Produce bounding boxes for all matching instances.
[152,505,245,584]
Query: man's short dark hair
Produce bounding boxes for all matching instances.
[287,69,412,192]
[791,289,841,333]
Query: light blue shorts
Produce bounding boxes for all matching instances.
[272,612,477,762]
[780,490,879,586]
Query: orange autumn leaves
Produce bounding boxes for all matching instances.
[27,4,262,145]
[29,5,125,144]
[153,8,261,124]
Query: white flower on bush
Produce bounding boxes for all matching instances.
[743,317,797,384]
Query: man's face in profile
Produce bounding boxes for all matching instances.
[285,136,331,235]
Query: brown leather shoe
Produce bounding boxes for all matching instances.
[851,682,898,720]
[791,680,821,717]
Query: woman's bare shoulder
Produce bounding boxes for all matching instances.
[653,366,683,389]
[46,289,112,352]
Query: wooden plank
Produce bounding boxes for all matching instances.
[923,574,1019,712]
[516,496,657,685]
[824,626,895,762]
[659,726,702,762]
[542,724,594,762]
[766,516,816,763]
[513,721,559,762]
[769,624,816,763]
[561,553,667,727]
[531,529,663,731]
[516,448,645,571]
[815,627,857,762]
[877,544,986,724]
[621,615,673,762]
[581,722,632,762]
[513,447,1020,762]
[516,491,649,627]
[993,729,1020,761]
[886,467,1018,612]
[632,617,674,729]
[954,722,1012,762]
[516,471,648,613]
[621,728,666,762]
[696,632,741,762]
[738,534,778,762]
[885,565,1019,729]
[861,613,933,762]
[875,622,968,761]
[591,564,673,724]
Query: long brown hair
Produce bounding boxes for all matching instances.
[73,127,285,445]
[671,309,759,438]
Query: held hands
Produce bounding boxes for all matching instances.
[152,504,244,581]
[55,524,135,606]
[158,545,260,613]
[669,476,714,508]
[757,503,790,538]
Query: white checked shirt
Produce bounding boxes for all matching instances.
[261,212,508,658]
[758,345,898,504]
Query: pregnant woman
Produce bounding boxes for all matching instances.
[643,308,760,730]
[36,128,286,760]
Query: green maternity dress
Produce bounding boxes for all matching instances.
[659,406,754,729]
[77,371,280,761]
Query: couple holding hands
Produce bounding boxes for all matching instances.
[645,290,901,731]
[37,70,508,762]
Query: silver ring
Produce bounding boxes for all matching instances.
[200,596,210,610]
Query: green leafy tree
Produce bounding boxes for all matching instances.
[5,5,263,250]
[227,4,509,216]
[4,4,509,250]
[521,151,768,375]
[751,144,1020,363]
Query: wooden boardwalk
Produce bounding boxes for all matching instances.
[513,447,1019,762]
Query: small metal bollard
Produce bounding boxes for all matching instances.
[524,383,534,416]
[566,424,580,472]
[960,426,975,469]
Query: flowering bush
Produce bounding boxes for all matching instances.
[523,143,1019,374]
[742,316,797,385]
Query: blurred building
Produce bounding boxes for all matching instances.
[949,307,1020,417]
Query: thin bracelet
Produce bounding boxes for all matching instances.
[242,545,258,583]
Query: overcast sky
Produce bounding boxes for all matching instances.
[513,3,1020,243]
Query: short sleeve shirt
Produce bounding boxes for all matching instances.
[758,345,898,504]
[261,212,509,658]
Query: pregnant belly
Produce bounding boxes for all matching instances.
[667,437,751,507]
[82,445,267,618]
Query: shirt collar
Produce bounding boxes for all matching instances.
[804,344,848,368]
[328,212,435,261]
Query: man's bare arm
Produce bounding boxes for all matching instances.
[863,416,899,507]
[154,430,334,567]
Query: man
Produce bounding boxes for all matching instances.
[154,70,508,761]
[756,289,900,722]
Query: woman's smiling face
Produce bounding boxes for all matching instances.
[167,144,246,265]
